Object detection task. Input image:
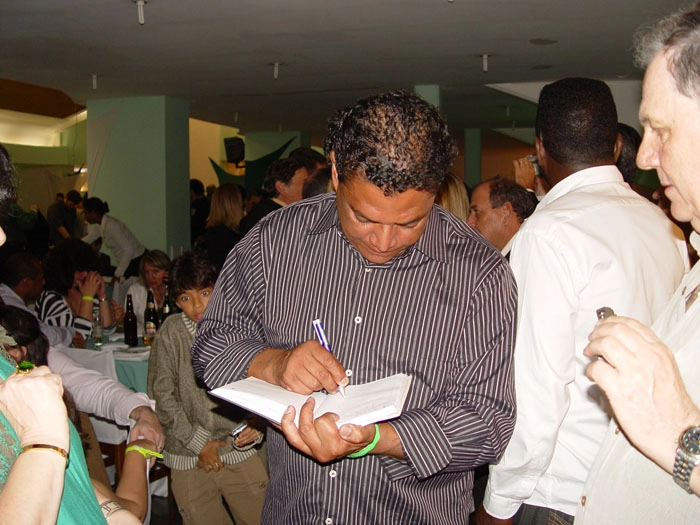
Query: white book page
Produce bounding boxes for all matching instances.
[210,374,412,427]
[315,374,412,426]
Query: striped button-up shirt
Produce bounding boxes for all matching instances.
[192,193,517,524]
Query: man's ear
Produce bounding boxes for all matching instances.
[613,132,623,163]
[500,202,515,223]
[7,346,26,364]
[330,151,339,191]
[535,137,549,176]
[535,137,545,164]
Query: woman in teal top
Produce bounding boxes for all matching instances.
[0,143,104,523]
[0,355,104,524]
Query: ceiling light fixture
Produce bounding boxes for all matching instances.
[133,0,148,25]
[273,62,280,80]
[92,74,97,90]
[482,54,489,73]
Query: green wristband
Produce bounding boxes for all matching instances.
[125,445,163,460]
[347,424,380,458]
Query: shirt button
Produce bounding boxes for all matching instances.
[365,268,371,273]
[354,316,362,324]
[329,469,337,478]
[614,426,621,435]
[581,496,587,506]
[325,519,333,525]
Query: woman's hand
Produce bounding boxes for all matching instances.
[96,275,107,301]
[0,366,69,451]
[79,272,102,298]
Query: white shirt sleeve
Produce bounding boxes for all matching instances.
[81,222,102,245]
[47,347,151,426]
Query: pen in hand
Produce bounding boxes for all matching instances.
[312,318,346,397]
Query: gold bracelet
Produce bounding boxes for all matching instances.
[21,444,69,467]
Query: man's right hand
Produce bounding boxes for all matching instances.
[248,340,348,395]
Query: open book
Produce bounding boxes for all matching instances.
[209,373,412,427]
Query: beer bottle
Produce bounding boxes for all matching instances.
[143,289,159,346]
[92,307,103,347]
[124,294,138,347]
[160,286,172,324]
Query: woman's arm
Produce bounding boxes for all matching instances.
[91,438,156,522]
[0,367,70,524]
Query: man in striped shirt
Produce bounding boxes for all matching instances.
[193,91,517,524]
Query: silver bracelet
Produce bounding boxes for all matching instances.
[100,500,123,522]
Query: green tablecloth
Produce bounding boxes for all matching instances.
[86,337,150,394]
[115,358,149,393]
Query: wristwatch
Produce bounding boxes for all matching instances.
[673,426,700,493]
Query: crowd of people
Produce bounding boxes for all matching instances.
[0,3,699,524]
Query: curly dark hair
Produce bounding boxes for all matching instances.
[535,78,618,167]
[324,91,457,195]
[43,239,99,295]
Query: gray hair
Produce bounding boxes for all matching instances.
[634,3,700,99]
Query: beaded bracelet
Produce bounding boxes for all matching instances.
[125,445,163,459]
[21,444,69,467]
[81,295,94,302]
[347,424,380,458]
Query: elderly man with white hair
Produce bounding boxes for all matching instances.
[578,4,700,522]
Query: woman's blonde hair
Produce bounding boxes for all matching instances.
[206,183,244,232]
[435,172,470,222]
[138,250,171,285]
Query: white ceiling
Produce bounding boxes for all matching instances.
[0,0,686,134]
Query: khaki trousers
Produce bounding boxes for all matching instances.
[170,453,268,525]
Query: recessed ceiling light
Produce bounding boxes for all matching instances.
[529,38,558,46]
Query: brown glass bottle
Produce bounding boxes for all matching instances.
[124,294,138,347]
[160,286,172,324]
[143,289,159,346]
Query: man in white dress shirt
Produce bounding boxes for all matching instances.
[476,77,688,525]
[577,4,700,522]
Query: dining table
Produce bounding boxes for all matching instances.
[87,334,151,393]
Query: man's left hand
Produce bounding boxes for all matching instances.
[279,397,375,463]
[128,405,165,452]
